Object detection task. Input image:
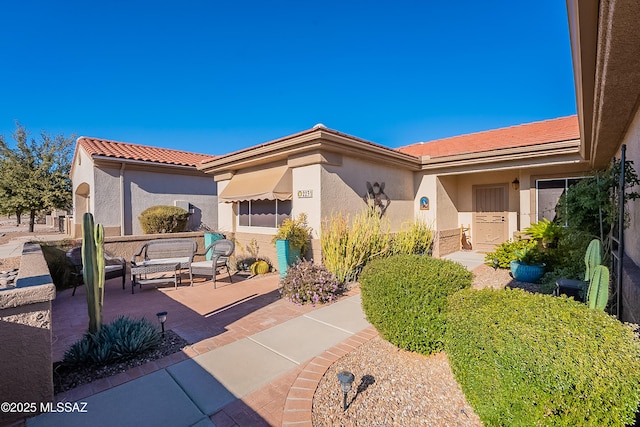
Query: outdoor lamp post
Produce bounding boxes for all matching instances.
[156,311,168,337]
[337,371,355,411]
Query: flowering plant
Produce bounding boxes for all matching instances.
[279,260,343,305]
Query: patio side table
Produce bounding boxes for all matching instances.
[131,262,181,294]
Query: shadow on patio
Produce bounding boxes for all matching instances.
[51,271,317,363]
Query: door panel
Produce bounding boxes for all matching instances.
[473,185,508,252]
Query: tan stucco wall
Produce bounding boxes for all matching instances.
[620,107,640,264]
[292,164,322,240]
[216,180,235,234]
[0,244,55,425]
[70,148,96,229]
[125,168,217,235]
[94,165,122,229]
[436,176,459,230]
[414,174,438,227]
[321,156,414,232]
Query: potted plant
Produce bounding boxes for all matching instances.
[510,245,546,283]
[273,213,312,277]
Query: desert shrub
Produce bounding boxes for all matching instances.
[138,205,189,234]
[279,260,343,305]
[321,210,390,283]
[389,219,433,256]
[446,288,640,426]
[63,316,161,367]
[360,255,472,355]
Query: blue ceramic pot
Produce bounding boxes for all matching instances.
[510,260,545,283]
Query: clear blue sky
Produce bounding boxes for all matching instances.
[0,0,576,155]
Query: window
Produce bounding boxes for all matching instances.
[536,177,586,222]
[238,200,292,227]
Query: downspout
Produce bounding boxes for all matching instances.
[120,163,125,236]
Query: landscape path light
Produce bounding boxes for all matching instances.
[156,311,168,337]
[337,371,355,411]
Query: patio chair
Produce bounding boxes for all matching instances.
[191,239,235,288]
[66,246,127,296]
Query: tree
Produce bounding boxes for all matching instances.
[0,122,74,232]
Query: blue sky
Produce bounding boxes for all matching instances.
[0,1,576,155]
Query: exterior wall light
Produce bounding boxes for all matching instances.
[337,371,355,411]
[512,178,520,191]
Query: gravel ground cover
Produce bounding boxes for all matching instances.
[312,262,545,427]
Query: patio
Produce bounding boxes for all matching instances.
[52,272,322,363]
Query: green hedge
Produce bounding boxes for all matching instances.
[138,205,189,234]
[359,255,472,355]
[445,288,640,426]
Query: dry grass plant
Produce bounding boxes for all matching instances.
[321,210,390,283]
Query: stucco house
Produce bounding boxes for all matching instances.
[198,116,588,262]
[70,137,218,237]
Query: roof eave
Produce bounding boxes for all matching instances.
[198,128,421,173]
[91,155,201,170]
[419,139,583,171]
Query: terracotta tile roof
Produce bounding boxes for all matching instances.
[396,116,580,158]
[77,137,215,167]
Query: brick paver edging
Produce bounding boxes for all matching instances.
[281,326,379,427]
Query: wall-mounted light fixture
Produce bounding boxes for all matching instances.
[511,178,520,191]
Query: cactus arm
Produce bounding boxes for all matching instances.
[587,265,609,311]
[584,239,602,281]
[95,223,105,310]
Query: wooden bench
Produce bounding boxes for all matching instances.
[130,238,197,293]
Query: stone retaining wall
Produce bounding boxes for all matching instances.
[0,243,56,425]
[434,228,461,258]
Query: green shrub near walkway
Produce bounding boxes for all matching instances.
[359,254,472,355]
[446,288,640,426]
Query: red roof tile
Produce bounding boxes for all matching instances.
[396,116,579,158]
[77,137,215,167]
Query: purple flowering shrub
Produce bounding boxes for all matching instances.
[279,260,344,305]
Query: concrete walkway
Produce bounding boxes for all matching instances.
[28,294,371,427]
[442,250,486,271]
[0,231,65,258]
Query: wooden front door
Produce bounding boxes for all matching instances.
[473,184,508,252]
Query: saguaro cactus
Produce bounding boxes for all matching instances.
[82,213,105,334]
[587,265,610,311]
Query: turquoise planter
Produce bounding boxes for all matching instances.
[276,239,302,278]
[510,260,545,283]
